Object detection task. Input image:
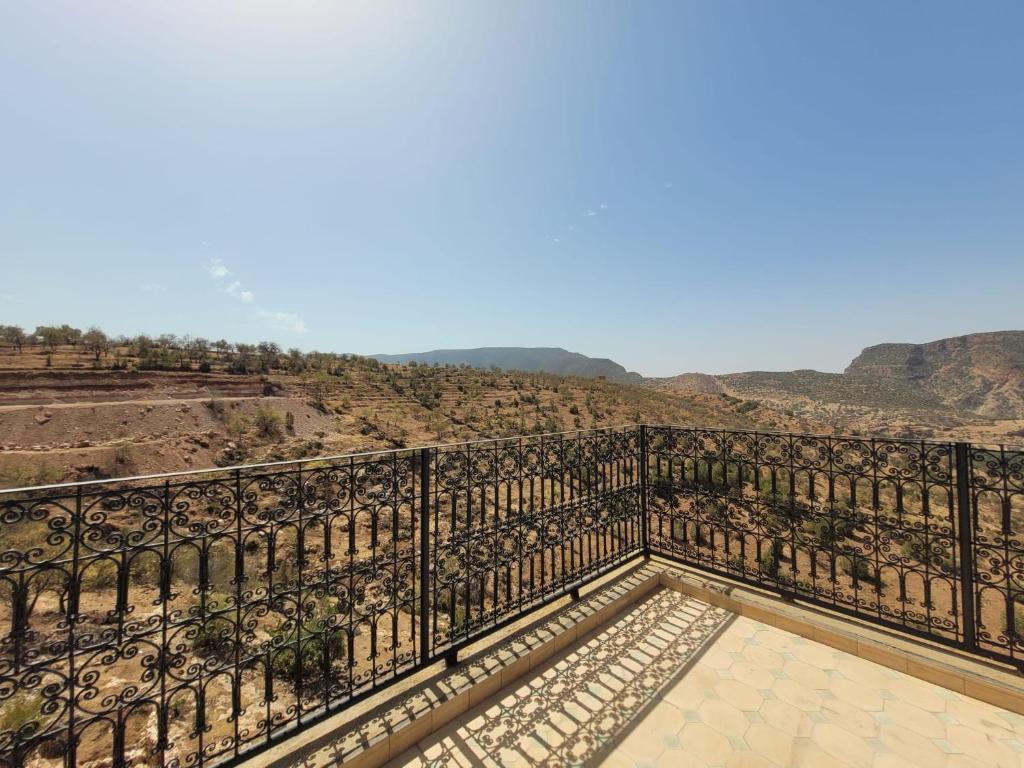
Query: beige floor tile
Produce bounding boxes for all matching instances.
[714,678,763,711]
[945,724,1020,767]
[742,642,785,669]
[820,697,879,739]
[678,722,734,765]
[831,677,885,711]
[791,640,840,670]
[810,722,875,767]
[885,676,947,712]
[760,698,814,737]
[835,653,892,689]
[662,678,707,712]
[946,698,1017,739]
[783,659,831,690]
[790,745,849,768]
[698,698,749,738]
[745,723,797,766]
[594,749,635,768]
[617,722,666,763]
[772,678,823,712]
[882,699,946,739]
[726,751,780,768]
[877,723,946,768]
[730,659,776,690]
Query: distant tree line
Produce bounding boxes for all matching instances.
[0,323,388,376]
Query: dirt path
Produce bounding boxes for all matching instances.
[0,395,256,411]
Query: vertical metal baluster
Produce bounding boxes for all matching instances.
[419,448,430,664]
[955,442,977,652]
[67,487,82,768]
[160,480,172,762]
[639,425,649,555]
[233,468,244,753]
[516,437,525,613]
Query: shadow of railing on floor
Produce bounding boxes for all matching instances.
[407,589,735,766]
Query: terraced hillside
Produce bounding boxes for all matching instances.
[0,339,809,488]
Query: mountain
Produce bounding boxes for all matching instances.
[653,331,1024,420]
[844,331,1024,418]
[371,347,643,383]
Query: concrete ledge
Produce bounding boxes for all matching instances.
[243,560,661,768]
[649,556,1024,716]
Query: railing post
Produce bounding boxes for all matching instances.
[639,424,650,555]
[419,447,431,665]
[955,442,978,652]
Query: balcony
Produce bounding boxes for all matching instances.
[1,426,1022,767]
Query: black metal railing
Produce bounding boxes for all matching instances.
[0,427,642,768]
[0,425,1020,768]
[644,426,1024,668]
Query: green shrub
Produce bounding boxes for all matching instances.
[901,536,955,574]
[192,614,235,660]
[205,398,226,418]
[270,615,347,687]
[255,407,284,440]
[112,442,134,467]
[759,548,780,577]
[81,559,118,590]
[0,693,43,736]
[842,556,872,581]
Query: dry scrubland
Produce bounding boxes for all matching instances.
[0,339,814,488]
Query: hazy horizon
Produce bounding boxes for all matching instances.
[2,2,1022,377]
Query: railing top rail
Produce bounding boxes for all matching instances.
[650,423,1022,452]
[2,422,1017,496]
[0,423,643,496]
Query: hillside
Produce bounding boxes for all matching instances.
[371,347,643,383]
[0,338,804,488]
[651,331,1024,441]
[845,331,1024,418]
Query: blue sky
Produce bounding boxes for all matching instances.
[1,1,1021,376]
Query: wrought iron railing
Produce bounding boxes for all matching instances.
[643,426,1024,667]
[0,425,1020,768]
[0,427,642,768]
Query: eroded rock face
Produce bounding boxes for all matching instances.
[845,331,1024,419]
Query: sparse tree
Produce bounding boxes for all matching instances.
[0,325,25,352]
[82,327,109,362]
[34,326,65,352]
[257,341,281,372]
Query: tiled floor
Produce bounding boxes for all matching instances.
[385,588,1024,767]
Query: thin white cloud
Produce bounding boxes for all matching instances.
[552,238,560,243]
[203,258,306,334]
[223,280,255,303]
[584,209,597,217]
[204,258,230,279]
[259,311,307,334]
[664,182,674,189]
[599,203,608,209]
